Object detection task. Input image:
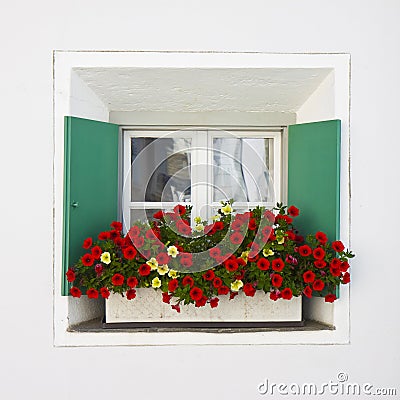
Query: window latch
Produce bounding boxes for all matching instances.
[71,201,79,208]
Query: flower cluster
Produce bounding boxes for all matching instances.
[67,202,354,312]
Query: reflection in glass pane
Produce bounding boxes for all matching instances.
[131,138,192,202]
[213,138,274,203]
[130,209,161,226]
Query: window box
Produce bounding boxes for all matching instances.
[105,290,302,326]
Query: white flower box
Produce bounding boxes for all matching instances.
[105,289,302,325]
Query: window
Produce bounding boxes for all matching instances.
[122,128,282,229]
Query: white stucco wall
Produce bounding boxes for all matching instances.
[2,1,400,399]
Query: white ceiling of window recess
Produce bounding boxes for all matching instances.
[74,67,332,113]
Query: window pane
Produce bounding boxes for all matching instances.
[130,208,162,226]
[131,138,191,202]
[213,138,274,203]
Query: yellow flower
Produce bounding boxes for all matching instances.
[167,245,179,258]
[221,204,233,215]
[277,237,285,244]
[146,257,158,270]
[194,223,204,232]
[231,279,243,292]
[168,269,179,278]
[194,216,202,224]
[263,248,275,257]
[151,277,161,288]
[157,264,169,276]
[211,214,221,221]
[100,252,111,264]
[240,251,249,262]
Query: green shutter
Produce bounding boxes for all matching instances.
[288,120,341,297]
[62,116,119,295]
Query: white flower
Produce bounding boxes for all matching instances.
[240,251,249,262]
[231,279,243,292]
[194,216,202,224]
[151,277,161,288]
[263,248,275,257]
[277,237,285,245]
[167,245,179,258]
[146,257,158,270]
[168,269,179,278]
[194,223,204,232]
[221,204,233,215]
[100,252,111,264]
[157,264,169,275]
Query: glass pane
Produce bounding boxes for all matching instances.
[131,137,192,202]
[213,138,274,203]
[130,208,162,226]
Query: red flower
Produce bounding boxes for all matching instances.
[133,236,144,248]
[202,270,215,281]
[98,231,110,241]
[138,264,151,277]
[231,220,243,231]
[127,276,138,288]
[264,210,275,223]
[182,276,194,287]
[342,272,350,284]
[303,270,316,283]
[248,218,257,230]
[218,285,230,295]
[162,292,172,304]
[171,304,181,313]
[298,245,312,257]
[174,204,186,216]
[315,231,328,244]
[214,221,224,231]
[153,210,164,219]
[230,232,244,245]
[272,258,285,272]
[91,246,102,259]
[100,287,110,299]
[303,286,312,298]
[313,247,326,260]
[243,283,256,297]
[262,226,273,241]
[128,226,140,238]
[190,287,203,301]
[281,287,293,300]
[95,264,104,276]
[109,230,119,240]
[340,261,350,272]
[195,296,207,307]
[114,237,123,247]
[270,291,280,301]
[66,268,75,283]
[271,273,283,288]
[209,247,221,259]
[286,230,296,241]
[176,220,192,235]
[83,237,92,249]
[179,253,193,268]
[111,221,123,231]
[70,286,82,298]
[325,294,337,303]
[145,229,157,240]
[81,253,94,267]
[126,289,136,300]
[213,277,223,288]
[330,265,341,277]
[210,298,219,308]
[229,292,238,300]
[313,279,325,291]
[257,257,270,271]
[330,258,341,268]
[168,279,179,292]
[123,246,137,260]
[86,288,98,299]
[156,252,170,265]
[276,214,293,224]
[112,273,124,286]
[332,240,345,253]
[314,260,327,269]
[287,205,299,217]
[224,258,239,272]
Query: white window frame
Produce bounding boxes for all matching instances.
[122,127,283,228]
